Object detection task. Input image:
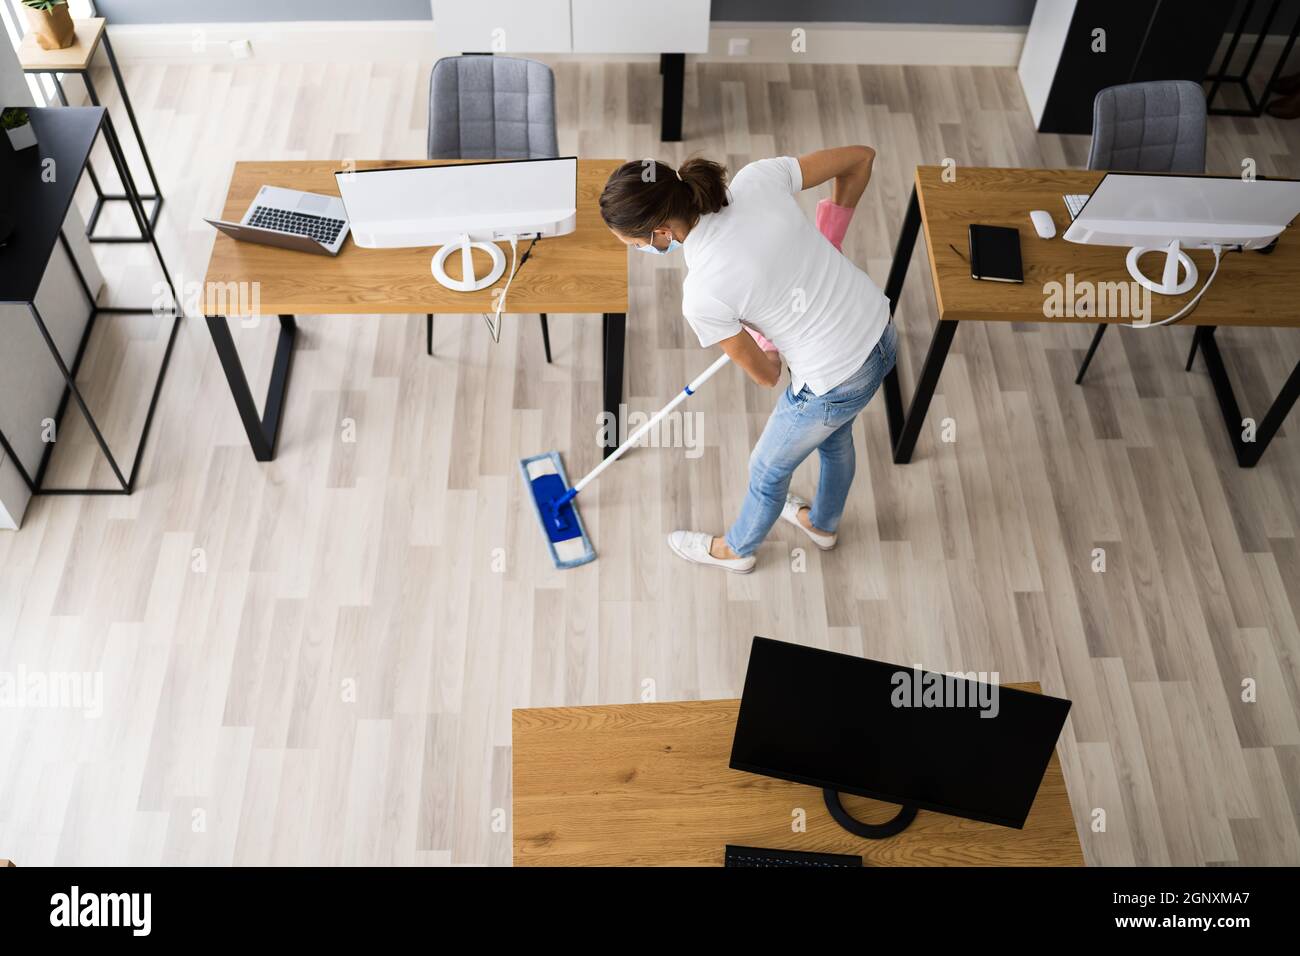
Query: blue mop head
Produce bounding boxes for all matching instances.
[519,451,596,569]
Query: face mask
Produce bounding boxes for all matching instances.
[637,231,680,255]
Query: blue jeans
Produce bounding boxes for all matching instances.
[725,321,897,557]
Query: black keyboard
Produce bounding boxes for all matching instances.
[247,205,345,244]
[724,845,862,867]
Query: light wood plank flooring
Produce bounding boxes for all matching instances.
[1,58,1298,866]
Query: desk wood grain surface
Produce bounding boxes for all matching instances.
[202,158,629,316]
[512,691,1084,867]
[917,166,1300,328]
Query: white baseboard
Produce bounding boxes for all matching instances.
[104,20,1028,67]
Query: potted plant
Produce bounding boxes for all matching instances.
[22,0,76,51]
[2,108,37,151]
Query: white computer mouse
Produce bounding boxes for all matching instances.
[1029,209,1056,239]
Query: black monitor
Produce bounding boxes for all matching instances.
[729,637,1071,837]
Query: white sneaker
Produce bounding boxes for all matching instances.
[667,530,756,574]
[780,495,838,550]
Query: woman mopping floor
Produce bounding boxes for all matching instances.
[597,147,896,573]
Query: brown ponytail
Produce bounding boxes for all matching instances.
[599,157,729,239]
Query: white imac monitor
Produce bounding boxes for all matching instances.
[335,157,578,291]
[1063,173,1300,294]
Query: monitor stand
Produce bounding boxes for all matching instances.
[823,788,918,839]
[431,233,506,292]
[1125,240,1197,295]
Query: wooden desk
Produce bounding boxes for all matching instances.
[201,158,629,461]
[881,166,1300,467]
[512,691,1084,867]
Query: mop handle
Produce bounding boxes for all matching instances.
[569,352,733,496]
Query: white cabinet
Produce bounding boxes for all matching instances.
[429,0,706,141]
[432,0,573,54]
[1017,0,1077,128]
[431,0,709,54]
[571,0,709,54]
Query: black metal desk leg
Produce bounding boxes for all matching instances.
[881,186,920,449]
[1075,324,1108,384]
[602,312,626,459]
[893,320,958,464]
[1193,325,1300,467]
[539,313,552,363]
[882,364,904,451]
[206,315,298,462]
[884,187,920,314]
[660,53,685,142]
[1248,359,1300,466]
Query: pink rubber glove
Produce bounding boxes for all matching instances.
[744,326,778,352]
[815,198,855,251]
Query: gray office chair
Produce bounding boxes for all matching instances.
[1074,80,1207,384]
[425,54,557,361]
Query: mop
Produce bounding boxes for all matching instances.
[520,352,733,569]
[521,197,855,569]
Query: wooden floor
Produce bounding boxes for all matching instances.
[1,58,1298,866]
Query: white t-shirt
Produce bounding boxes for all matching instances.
[680,156,890,396]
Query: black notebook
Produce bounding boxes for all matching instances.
[968,224,1024,283]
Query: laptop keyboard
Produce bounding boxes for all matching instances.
[247,205,345,244]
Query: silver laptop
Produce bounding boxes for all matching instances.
[205,185,350,256]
